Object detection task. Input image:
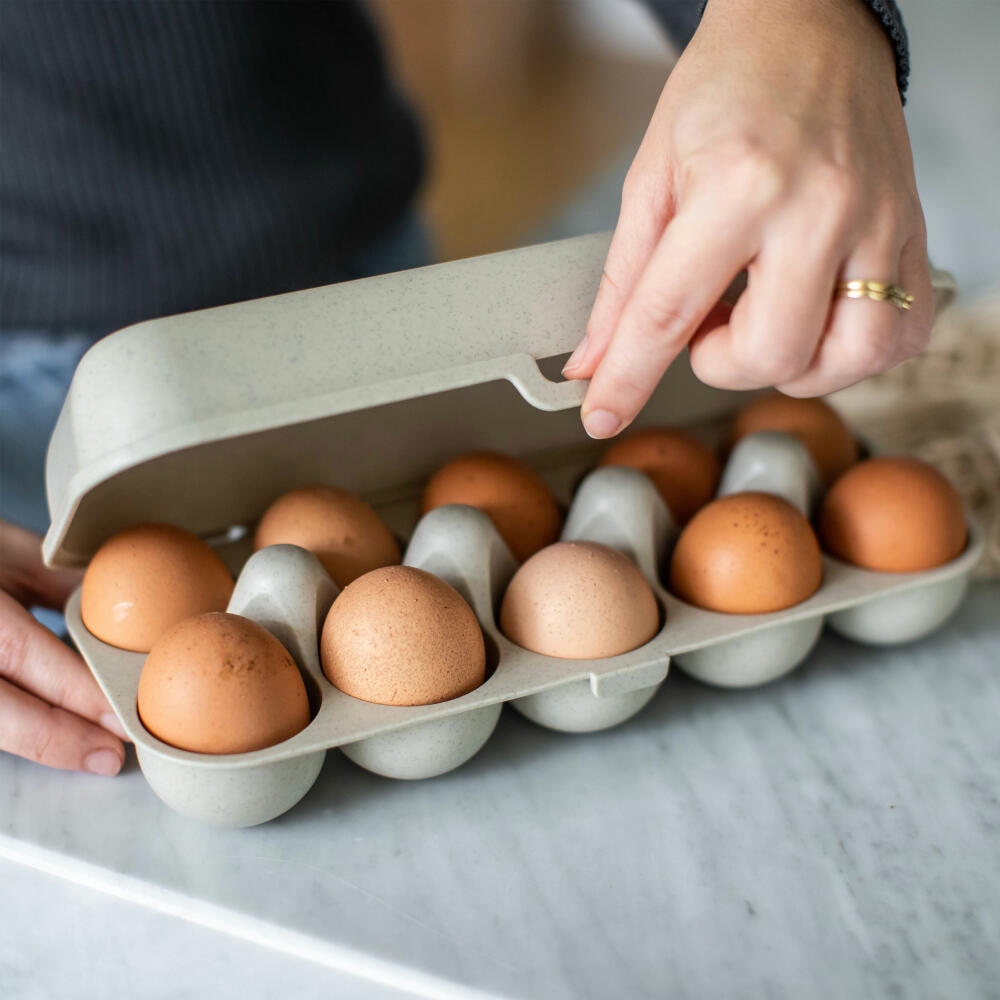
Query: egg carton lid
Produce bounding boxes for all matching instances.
[42,232,958,567]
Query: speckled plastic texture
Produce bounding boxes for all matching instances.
[49,234,972,826]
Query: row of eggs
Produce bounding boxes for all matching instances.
[80,393,968,757]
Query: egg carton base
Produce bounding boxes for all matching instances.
[66,454,983,826]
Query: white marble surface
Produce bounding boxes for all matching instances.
[0,858,408,1000]
[2,583,999,999]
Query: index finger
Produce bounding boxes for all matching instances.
[580,201,757,438]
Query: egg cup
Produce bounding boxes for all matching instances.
[67,545,335,826]
[669,431,983,684]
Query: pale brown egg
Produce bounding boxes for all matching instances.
[820,456,966,572]
[500,541,660,659]
[731,392,858,485]
[598,427,721,524]
[321,565,485,706]
[137,612,311,754]
[421,452,561,562]
[253,485,400,587]
[81,523,234,652]
[670,492,822,614]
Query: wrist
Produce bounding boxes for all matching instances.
[698,0,900,96]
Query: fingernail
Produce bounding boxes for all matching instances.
[85,749,123,777]
[100,712,129,741]
[562,335,589,375]
[583,409,621,439]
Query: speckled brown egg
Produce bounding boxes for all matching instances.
[254,485,400,588]
[598,427,721,524]
[820,456,966,572]
[670,493,822,614]
[500,541,660,659]
[137,612,310,754]
[81,523,234,652]
[321,565,485,706]
[421,452,561,563]
[731,392,858,485]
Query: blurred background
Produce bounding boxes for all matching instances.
[372,0,1000,575]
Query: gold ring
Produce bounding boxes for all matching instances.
[835,279,914,311]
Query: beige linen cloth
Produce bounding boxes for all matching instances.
[830,293,1000,579]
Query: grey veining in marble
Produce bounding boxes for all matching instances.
[3,584,999,1000]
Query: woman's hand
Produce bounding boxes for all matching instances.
[564,0,932,438]
[0,520,127,774]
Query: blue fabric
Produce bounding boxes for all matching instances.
[0,214,432,536]
[0,332,93,534]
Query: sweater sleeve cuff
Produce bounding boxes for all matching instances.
[864,1,910,100]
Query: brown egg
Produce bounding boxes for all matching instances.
[820,456,966,572]
[81,523,234,652]
[598,427,721,524]
[421,452,561,562]
[321,565,485,706]
[731,392,858,484]
[670,492,822,614]
[500,541,660,659]
[137,612,310,754]
[254,485,400,588]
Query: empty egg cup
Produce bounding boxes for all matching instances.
[65,437,982,826]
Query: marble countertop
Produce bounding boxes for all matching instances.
[3,583,999,1000]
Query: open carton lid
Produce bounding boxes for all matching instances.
[42,232,955,567]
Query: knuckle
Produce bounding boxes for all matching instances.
[30,722,57,767]
[767,356,810,385]
[7,705,57,767]
[587,271,624,337]
[812,164,863,222]
[730,338,808,385]
[597,268,625,304]
[729,147,788,208]
[688,352,737,391]
[0,621,29,683]
[596,371,648,417]
[870,203,905,248]
[844,326,898,375]
[621,162,671,220]
[684,139,788,209]
[899,190,926,232]
[630,294,696,343]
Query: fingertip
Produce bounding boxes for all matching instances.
[85,747,124,777]
[582,408,623,440]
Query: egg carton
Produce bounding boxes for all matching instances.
[64,430,983,827]
[46,231,968,826]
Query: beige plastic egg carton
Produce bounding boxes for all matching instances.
[46,233,977,826]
